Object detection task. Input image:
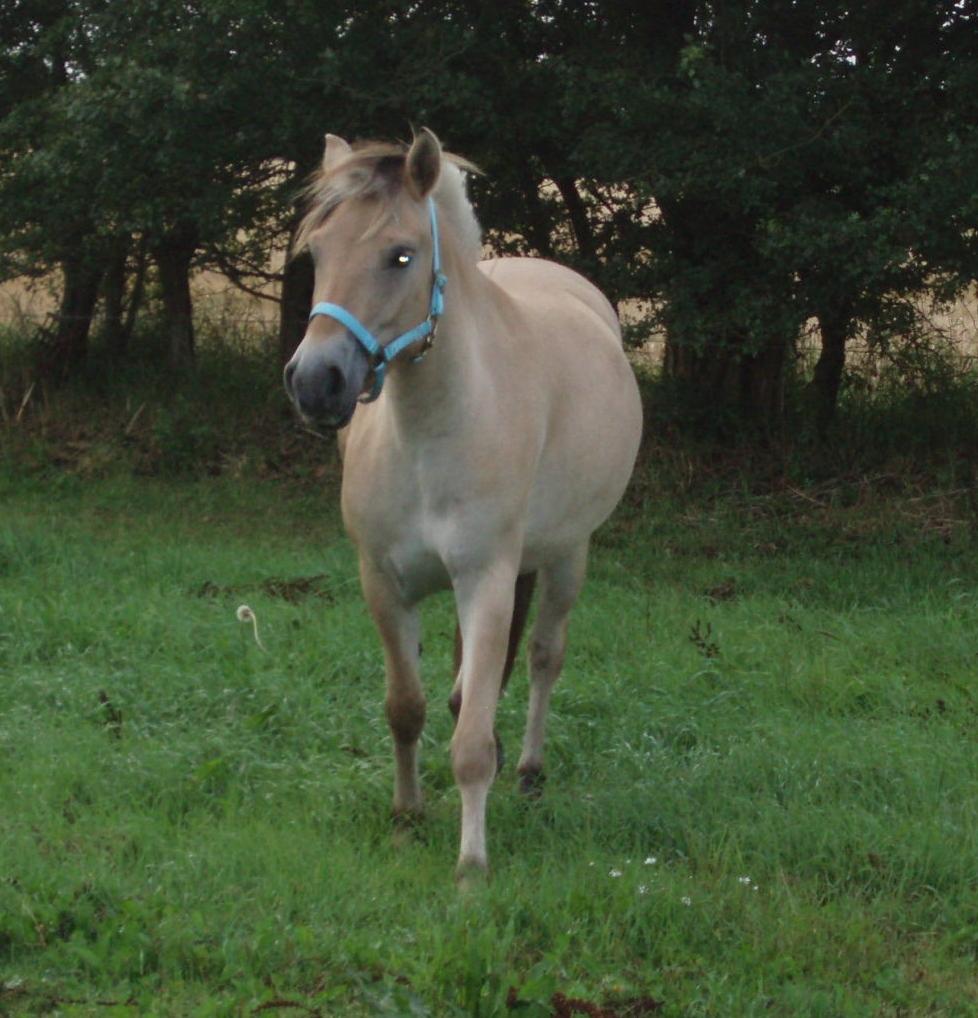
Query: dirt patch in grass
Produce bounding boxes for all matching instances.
[196,574,336,604]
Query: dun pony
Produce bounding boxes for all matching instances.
[284,128,642,879]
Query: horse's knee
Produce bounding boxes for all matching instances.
[450,694,503,773]
[451,731,497,786]
[386,692,426,744]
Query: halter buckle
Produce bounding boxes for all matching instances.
[411,321,437,364]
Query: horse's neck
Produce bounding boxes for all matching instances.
[384,253,489,437]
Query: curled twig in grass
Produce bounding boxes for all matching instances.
[236,604,266,652]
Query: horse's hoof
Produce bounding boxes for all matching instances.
[392,808,424,845]
[518,766,546,798]
[455,858,490,891]
[495,731,505,775]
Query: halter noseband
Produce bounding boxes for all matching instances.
[307,197,447,403]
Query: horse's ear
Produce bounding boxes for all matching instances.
[323,133,352,169]
[405,128,441,199]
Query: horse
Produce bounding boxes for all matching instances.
[284,128,642,879]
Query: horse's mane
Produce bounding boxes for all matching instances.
[295,140,482,261]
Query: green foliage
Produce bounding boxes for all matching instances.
[1,1,977,427]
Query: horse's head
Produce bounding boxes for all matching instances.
[284,128,448,429]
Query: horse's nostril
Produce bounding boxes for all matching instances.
[325,365,345,397]
[285,357,349,420]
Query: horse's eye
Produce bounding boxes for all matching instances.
[390,249,414,268]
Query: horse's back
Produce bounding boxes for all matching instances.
[478,257,621,346]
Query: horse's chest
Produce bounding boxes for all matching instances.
[342,471,454,600]
[385,534,451,601]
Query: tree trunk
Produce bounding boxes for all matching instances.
[517,167,556,259]
[278,247,314,366]
[121,236,149,351]
[101,235,130,356]
[664,330,786,437]
[740,335,786,434]
[153,226,198,369]
[277,153,324,365]
[657,189,792,437]
[554,176,597,268]
[39,254,102,378]
[810,308,851,439]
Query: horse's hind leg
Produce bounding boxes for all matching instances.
[360,560,425,819]
[517,543,588,795]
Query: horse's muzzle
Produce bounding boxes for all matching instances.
[283,335,370,429]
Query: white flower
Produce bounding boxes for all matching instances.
[738,876,753,886]
[681,896,692,906]
[609,869,622,878]
[644,856,657,866]
[638,884,648,895]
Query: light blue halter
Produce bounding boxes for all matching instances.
[307,197,447,403]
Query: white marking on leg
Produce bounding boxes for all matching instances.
[458,781,490,869]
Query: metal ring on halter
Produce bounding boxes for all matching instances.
[410,331,434,364]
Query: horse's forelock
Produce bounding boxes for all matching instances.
[294,140,481,259]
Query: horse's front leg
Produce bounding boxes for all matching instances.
[359,560,425,819]
[450,560,518,878]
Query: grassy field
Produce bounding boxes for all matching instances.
[2,456,978,1017]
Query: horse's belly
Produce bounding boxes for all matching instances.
[521,369,642,566]
[521,467,628,567]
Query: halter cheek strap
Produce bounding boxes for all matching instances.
[307,197,447,403]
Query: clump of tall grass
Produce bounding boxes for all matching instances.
[0,312,331,481]
[633,327,978,499]
[4,305,978,494]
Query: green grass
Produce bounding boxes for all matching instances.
[3,460,978,1015]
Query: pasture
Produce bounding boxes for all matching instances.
[2,432,978,1016]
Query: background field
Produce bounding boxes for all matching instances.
[3,361,978,1015]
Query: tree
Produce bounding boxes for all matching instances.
[2,0,975,435]
[0,1,118,373]
[612,0,978,433]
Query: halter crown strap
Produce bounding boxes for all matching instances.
[308,197,446,403]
